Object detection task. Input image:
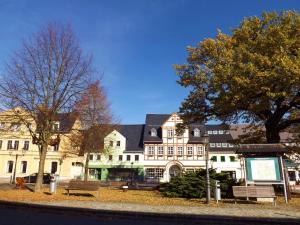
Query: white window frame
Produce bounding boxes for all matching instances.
[177,146,183,156]
[213,130,218,135]
[167,146,174,155]
[194,128,200,137]
[187,146,193,155]
[222,143,228,147]
[167,129,173,138]
[216,143,221,147]
[208,130,212,134]
[197,145,203,156]
[148,146,155,155]
[210,143,215,147]
[158,146,164,155]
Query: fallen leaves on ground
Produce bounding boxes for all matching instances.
[0,186,299,210]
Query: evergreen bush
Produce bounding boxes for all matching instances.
[159,169,239,199]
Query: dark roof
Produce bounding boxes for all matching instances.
[145,114,170,125]
[235,144,287,154]
[37,112,78,133]
[188,124,206,143]
[118,125,144,152]
[143,114,170,143]
[54,113,78,132]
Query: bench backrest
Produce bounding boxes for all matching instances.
[233,186,275,198]
[67,180,100,190]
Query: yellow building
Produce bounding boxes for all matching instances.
[0,108,84,182]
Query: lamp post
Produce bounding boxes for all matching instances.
[203,133,210,204]
[130,162,134,185]
[10,149,26,184]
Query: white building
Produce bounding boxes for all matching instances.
[88,113,243,182]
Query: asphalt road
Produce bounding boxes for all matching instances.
[0,201,299,225]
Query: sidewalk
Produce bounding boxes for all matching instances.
[35,200,300,219]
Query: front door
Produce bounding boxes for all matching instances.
[169,165,181,178]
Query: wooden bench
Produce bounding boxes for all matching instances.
[232,186,276,206]
[65,180,100,198]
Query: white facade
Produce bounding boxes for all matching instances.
[143,113,206,182]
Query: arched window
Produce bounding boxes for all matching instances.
[150,128,157,137]
[194,128,200,137]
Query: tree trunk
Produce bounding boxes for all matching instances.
[265,125,281,143]
[34,143,48,192]
[84,152,90,181]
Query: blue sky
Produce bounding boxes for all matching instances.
[0,0,299,124]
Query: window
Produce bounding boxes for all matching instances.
[52,122,60,131]
[20,161,27,173]
[150,128,157,137]
[7,161,13,173]
[187,146,193,155]
[23,141,29,150]
[0,140,2,150]
[185,169,194,173]
[222,143,228,147]
[167,129,173,138]
[208,130,212,134]
[177,146,183,156]
[109,155,113,161]
[210,143,215,147]
[110,141,113,147]
[211,156,217,162]
[89,154,94,161]
[119,155,123,161]
[96,155,101,161]
[51,161,58,174]
[135,155,139,161]
[213,130,218,134]
[167,146,174,155]
[72,162,83,166]
[197,145,203,156]
[219,130,224,134]
[14,141,19,150]
[7,140,13,150]
[221,156,225,162]
[53,144,59,151]
[145,168,164,178]
[225,130,230,134]
[126,155,131,161]
[228,143,234,148]
[194,128,200,137]
[216,143,221,148]
[148,146,154,155]
[116,141,121,147]
[0,122,5,129]
[158,146,164,155]
[229,156,236,162]
[10,123,20,132]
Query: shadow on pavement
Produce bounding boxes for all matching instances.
[0,200,299,225]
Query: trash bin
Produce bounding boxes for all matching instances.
[215,180,221,203]
[49,175,57,194]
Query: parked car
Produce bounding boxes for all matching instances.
[20,173,52,184]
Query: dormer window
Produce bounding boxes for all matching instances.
[193,128,200,137]
[53,122,60,131]
[150,128,157,137]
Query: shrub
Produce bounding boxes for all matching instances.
[159,169,239,199]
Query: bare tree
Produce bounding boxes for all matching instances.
[0,23,92,192]
[72,81,116,181]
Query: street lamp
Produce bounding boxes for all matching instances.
[202,133,210,204]
[130,162,134,185]
[10,149,26,184]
